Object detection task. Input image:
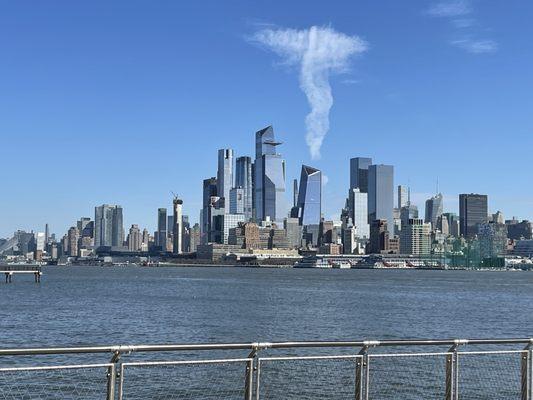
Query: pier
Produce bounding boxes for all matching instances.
[0,265,42,283]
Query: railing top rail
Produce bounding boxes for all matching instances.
[0,337,531,356]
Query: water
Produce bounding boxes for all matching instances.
[1,267,532,399]
[2,266,532,347]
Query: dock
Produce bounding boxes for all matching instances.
[0,265,42,283]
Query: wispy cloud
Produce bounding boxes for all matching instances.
[427,0,471,17]
[426,1,498,54]
[249,26,368,159]
[451,38,498,54]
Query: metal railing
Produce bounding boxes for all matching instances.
[0,338,532,399]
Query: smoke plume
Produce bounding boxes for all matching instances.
[252,26,367,159]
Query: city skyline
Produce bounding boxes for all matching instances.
[2,1,533,237]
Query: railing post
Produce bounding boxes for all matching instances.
[521,343,532,400]
[445,352,454,400]
[356,343,375,400]
[245,346,258,400]
[108,350,120,400]
[106,363,116,400]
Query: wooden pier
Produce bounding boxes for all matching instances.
[0,265,42,283]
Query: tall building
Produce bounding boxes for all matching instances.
[217,149,234,210]
[368,219,389,254]
[94,205,124,247]
[201,177,218,244]
[157,208,167,250]
[478,221,507,259]
[459,194,488,239]
[229,187,245,215]
[348,188,369,239]
[235,156,253,220]
[67,226,79,256]
[368,164,394,235]
[400,218,431,255]
[172,197,183,254]
[127,224,142,251]
[254,126,286,223]
[397,185,408,209]
[296,165,322,226]
[350,157,372,191]
[425,193,443,230]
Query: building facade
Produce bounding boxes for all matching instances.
[254,126,286,223]
[368,164,394,235]
[459,194,488,239]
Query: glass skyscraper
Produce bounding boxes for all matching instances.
[348,188,370,239]
[368,164,394,235]
[94,204,124,247]
[424,193,443,230]
[254,126,286,222]
[296,165,322,226]
[217,149,234,210]
[459,193,488,239]
[350,157,372,191]
[235,156,253,220]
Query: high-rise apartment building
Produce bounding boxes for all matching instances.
[296,165,322,227]
[94,204,124,247]
[459,194,488,239]
[235,156,253,220]
[400,218,431,255]
[368,164,394,235]
[254,126,286,223]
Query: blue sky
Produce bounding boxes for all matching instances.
[1,0,532,238]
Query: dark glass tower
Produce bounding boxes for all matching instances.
[459,194,488,239]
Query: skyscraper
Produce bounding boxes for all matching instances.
[235,156,253,220]
[201,177,217,244]
[172,197,183,254]
[296,165,322,226]
[425,193,444,230]
[348,188,370,239]
[459,194,488,239]
[350,157,372,191]
[94,205,124,247]
[368,164,394,235]
[254,126,286,222]
[217,149,234,210]
[397,185,408,209]
[127,224,142,252]
[157,208,167,250]
[229,187,245,215]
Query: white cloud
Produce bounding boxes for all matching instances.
[322,174,329,186]
[426,1,498,55]
[427,0,472,17]
[451,38,498,54]
[250,26,368,159]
